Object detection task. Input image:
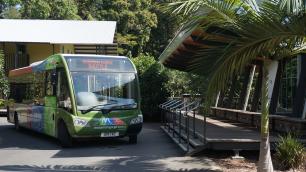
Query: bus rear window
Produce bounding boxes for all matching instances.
[64,56,135,72]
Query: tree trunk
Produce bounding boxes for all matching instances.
[257,61,274,172]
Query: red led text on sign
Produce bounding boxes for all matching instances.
[82,60,113,70]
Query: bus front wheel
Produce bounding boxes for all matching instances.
[129,135,137,144]
[58,120,73,148]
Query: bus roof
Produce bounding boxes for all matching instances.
[61,54,128,59]
[9,54,131,77]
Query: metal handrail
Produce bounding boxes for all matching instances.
[159,98,204,153]
[163,99,180,108]
[160,99,177,109]
[169,101,185,111]
[160,99,177,108]
[164,100,183,110]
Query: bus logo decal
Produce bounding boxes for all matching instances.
[100,118,125,126]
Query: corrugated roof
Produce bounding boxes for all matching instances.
[0,19,116,44]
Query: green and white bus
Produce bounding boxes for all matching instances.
[7,54,143,146]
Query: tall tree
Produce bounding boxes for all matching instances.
[21,0,80,20]
[146,0,183,58]
[166,0,306,171]
[0,0,20,18]
[94,0,158,57]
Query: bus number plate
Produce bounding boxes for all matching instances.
[100,132,119,137]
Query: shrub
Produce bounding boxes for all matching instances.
[0,50,9,99]
[275,133,305,170]
[0,99,4,108]
[132,55,169,121]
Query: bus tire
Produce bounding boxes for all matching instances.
[6,106,10,121]
[14,113,19,131]
[129,135,137,144]
[58,120,73,148]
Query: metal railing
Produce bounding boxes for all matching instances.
[160,97,204,152]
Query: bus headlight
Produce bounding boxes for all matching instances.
[74,118,89,127]
[130,114,143,125]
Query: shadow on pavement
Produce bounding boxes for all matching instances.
[0,118,221,172]
[0,161,221,172]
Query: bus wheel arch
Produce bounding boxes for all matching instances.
[57,118,73,147]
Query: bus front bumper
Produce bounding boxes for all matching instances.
[71,123,143,139]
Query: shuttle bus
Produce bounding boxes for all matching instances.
[7,54,143,147]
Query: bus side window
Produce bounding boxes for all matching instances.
[45,70,57,97]
[57,70,72,111]
[33,72,45,106]
[10,83,26,103]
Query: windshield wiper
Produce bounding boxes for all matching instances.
[81,102,117,114]
[100,103,137,114]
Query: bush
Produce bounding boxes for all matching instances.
[0,99,4,108]
[132,55,169,121]
[275,133,305,170]
[0,50,9,99]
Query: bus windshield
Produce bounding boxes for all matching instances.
[64,56,138,111]
[71,71,138,111]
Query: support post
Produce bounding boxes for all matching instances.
[269,60,284,114]
[215,91,220,107]
[251,65,263,112]
[239,67,251,109]
[243,65,256,111]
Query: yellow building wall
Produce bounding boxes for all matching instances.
[27,44,61,63]
[60,44,74,54]
[1,43,75,64]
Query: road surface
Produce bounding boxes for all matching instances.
[0,117,220,172]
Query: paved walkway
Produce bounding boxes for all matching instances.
[0,117,221,172]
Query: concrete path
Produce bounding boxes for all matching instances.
[0,117,221,172]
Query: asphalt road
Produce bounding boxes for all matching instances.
[0,117,220,172]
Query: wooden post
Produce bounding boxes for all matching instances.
[269,60,284,114]
[239,67,251,109]
[251,65,263,112]
[215,91,220,107]
[243,65,256,111]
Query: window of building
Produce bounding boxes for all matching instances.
[277,58,298,113]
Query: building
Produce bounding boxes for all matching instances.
[159,25,306,137]
[0,19,117,75]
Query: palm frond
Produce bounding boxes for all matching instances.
[186,0,306,103]
[277,0,306,14]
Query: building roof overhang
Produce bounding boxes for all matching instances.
[159,24,231,72]
[0,19,116,44]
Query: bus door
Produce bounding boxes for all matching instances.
[56,69,73,130]
[44,70,57,136]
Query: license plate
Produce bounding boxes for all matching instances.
[100,132,119,137]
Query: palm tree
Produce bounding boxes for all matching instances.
[165,0,306,171]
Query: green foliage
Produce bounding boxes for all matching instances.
[145,1,183,57]
[132,55,169,120]
[21,0,81,20]
[164,70,207,97]
[0,50,9,99]
[94,0,158,57]
[2,6,21,19]
[0,0,20,18]
[0,99,4,107]
[275,134,306,170]
[166,0,306,107]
